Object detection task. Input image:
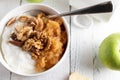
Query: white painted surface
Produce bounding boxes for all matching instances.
[0,1,20,80]
[70,0,120,80]
[1,0,120,80]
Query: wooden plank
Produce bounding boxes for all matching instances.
[0,64,10,80]
[0,0,20,80]
[70,7,94,79]
[11,0,70,80]
[70,0,120,80]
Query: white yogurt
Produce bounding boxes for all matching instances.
[1,24,35,74]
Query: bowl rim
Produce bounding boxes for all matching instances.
[0,3,70,76]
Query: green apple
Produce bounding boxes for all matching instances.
[27,0,44,3]
[99,33,120,70]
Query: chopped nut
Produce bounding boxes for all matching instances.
[22,39,35,51]
[35,51,41,56]
[36,32,47,40]
[35,17,44,31]
[18,15,31,22]
[32,40,44,50]
[42,17,49,25]
[31,53,38,60]
[30,48,42,56]
[29,31,37,38]
[30,21,36,27]
[30,46,36,52]
[6,17,16,27]
[37,12,46,18]
[15,25,23,33]
[32,17,38,25]
[24,18,36,27]
[16,26,33,41]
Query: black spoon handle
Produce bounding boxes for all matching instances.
[48,1,113,18]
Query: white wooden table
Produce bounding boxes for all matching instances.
[1,0,120,80]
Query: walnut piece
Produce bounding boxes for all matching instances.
[22,39,35,51]
[33,40,44,50]
[18,15,31,22]
[35,17,44,31]
[16,26,33,41]
[31,53,38,60]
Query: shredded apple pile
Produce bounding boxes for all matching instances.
[6,12,67,72]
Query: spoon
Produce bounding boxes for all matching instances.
[48,1,113,18]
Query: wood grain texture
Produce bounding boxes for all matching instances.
[0,1,20,80]
[70,0,120,79]
[70,15,94,80]
[0,64,10,80]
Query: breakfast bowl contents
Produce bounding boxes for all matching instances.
[7,13,67,72]
[0,4,70,76]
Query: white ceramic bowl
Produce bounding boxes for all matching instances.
[0,4,70,76]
